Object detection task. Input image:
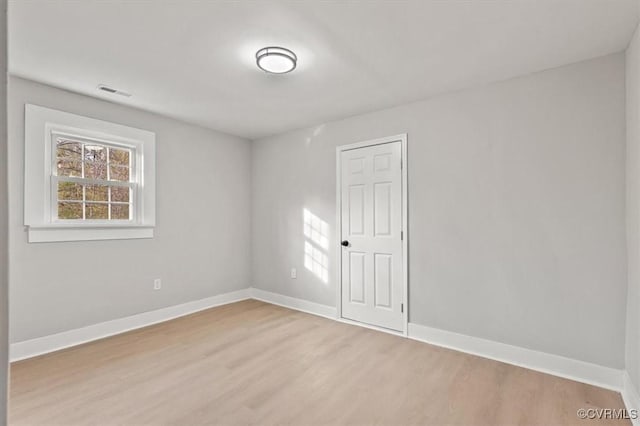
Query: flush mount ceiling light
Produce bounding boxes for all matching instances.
[256,46,297,74]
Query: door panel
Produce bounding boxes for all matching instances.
[374,253,392,308]
[340,141,403,331]
[348,185,365,236]
[374,153,391,172]
[374,182,391,236]
[349,251,366,303]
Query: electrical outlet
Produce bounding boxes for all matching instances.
[153,278,162,290]
[290,268,297,279]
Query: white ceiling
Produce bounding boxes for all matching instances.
[9,0,640,140]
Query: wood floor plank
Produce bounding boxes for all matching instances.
[9,300,630,425]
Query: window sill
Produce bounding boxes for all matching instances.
[27,225,154,243]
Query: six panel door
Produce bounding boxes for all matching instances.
[340,141,403,331]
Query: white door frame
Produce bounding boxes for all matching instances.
[335,134,408,336]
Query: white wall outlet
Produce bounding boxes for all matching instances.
[290,268,297,279]
[153,278,162,290]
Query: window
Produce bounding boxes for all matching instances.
[54,135,135,222]
[25,105,156,242]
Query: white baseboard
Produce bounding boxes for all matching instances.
[248,289,623,393]
[249,287,337,319]
[408,322,623,391]
[10,288,251,362]
[9,285,629,401]
[623,371,640,425]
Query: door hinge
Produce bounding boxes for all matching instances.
[401,231,403,240]
[401,303,404,313]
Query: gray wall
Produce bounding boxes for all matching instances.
[0,0,7,423]
[8,76,252,343]
[252,54,627,369]
[626,20,640,393]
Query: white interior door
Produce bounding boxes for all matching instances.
[340,140,404,331]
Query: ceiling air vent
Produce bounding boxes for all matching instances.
[97,84,132,97]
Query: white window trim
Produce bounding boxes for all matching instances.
[24,104,156,243]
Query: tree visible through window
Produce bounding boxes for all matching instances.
[55,135,134,221]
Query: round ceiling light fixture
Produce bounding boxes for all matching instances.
[256,46,297,74]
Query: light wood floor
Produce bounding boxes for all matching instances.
[9,300,629,425]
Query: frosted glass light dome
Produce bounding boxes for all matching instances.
[256,47,297,74]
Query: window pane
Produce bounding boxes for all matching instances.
[86,184,108,202]
[85,161,108,180]
[110,165,130,182]
[57,160,82,177]
[56,139,81,162]
[110,186,130,203]
[52,141,136,222]
[85,203,108,219]
[57,181,82,201]
[111,204,130,220]
[58,202,82,219]
[109,148,130,168]
[84,145,106,162]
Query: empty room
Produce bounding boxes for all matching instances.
[2,0,640,424]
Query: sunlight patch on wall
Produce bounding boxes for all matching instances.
[304,208,329,249]
[304,241,329,283]
[303,208,329,283]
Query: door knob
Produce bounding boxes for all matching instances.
[341,240,349,247]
